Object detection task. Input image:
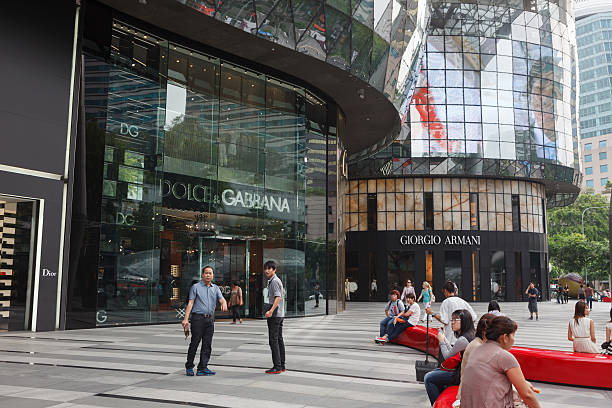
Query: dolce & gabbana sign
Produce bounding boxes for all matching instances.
[160,173,297,220]
[400,234,481,246]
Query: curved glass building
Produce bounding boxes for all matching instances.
[345,0,581,303]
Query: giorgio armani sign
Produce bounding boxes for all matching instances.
[400,234,481,246]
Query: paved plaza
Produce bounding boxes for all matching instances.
[0,300,610,407]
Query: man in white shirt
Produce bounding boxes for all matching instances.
[426,281,477,345]
[376,293,421,343]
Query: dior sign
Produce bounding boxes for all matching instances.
[400,234,481,246]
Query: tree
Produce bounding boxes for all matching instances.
[548,193,609,241]
[548,193,611,284]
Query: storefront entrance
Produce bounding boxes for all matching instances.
[0,197,37,332]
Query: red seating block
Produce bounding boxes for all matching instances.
[510,346,612,389]
[602,296,611,303]
[390,325,440,358]
[433,385,458,408]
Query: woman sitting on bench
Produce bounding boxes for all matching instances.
[376,293,420,344]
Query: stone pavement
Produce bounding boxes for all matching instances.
[0,300,610,407]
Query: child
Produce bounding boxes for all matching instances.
[418,281,434,322]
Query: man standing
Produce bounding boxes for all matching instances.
[525,282,539,320]
[426,281,477,345]
[182,266,227,376]
[264,260,285,374]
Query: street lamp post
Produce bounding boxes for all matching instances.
[581,206,608,285]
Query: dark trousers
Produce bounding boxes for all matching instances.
[387,321,414,341]
[185,315,214,370]
[587,296,593,309]
[267,317,285,369]
[231,305,241,322]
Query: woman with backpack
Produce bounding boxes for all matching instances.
[375,290,404,343]
[423,309,475,405]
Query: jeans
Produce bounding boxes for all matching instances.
[387,321,414,341]
[379,316,395,337]
[231,305,241,322]
[185,315,214,370]
[267,317,285,369]
[424,369,456,405]
[557,292,562,303]
[587,296,593,309]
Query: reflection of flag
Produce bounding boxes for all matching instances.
[411,84,461,153]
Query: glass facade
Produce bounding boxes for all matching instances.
[349,0,581,208]
[178,0,430,161]
[75,21,341,326]
[576,9,612,140]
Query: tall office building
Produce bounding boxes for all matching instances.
[576,0,612,193]
[346,0,581,303]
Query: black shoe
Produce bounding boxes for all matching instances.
[528,316,533,320]
[265,367,282,374]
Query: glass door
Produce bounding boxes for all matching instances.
[0,197,37,332]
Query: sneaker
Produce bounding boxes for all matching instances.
[186,368,194,376]
[265,367,282,374]
[375,336,387,344]
[528,316,533,320]
[197,368,216,376]
[281,366,286,372]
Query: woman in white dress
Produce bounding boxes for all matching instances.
[568,301,599,353]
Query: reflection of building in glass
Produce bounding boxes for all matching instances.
[346,0,581,304]
[575,0,612,193]
[3,1,434,331]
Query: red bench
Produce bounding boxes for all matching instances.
[510,346,612,389]
[602,296,611,303]
[433,385,458,408]
[390,325,440,358]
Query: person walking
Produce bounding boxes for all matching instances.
[376,292,420,343]
[228,281,243,324]
[427,281,477,345]
[371,279,378,299]
[525,282,539,320]
[556,283,563,304]
[563,284,569,303]
[567,301,599,353]
[401,279,416,304]
[460,316,541,408]
[264,260,286,374]
[584,283,594,310]
[182,266,228,376]
[376,290,405,342]
[578,284,586,301]
[418,281,434,322]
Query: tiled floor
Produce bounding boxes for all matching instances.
[0,300,610,407]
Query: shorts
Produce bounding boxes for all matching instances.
[528,301,538,313]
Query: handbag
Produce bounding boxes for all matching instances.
[440,353,462,372]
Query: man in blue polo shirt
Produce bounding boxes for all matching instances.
[182,265,227,376]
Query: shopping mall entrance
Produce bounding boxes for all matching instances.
[0,196,37,332]
[157,208,266,321]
